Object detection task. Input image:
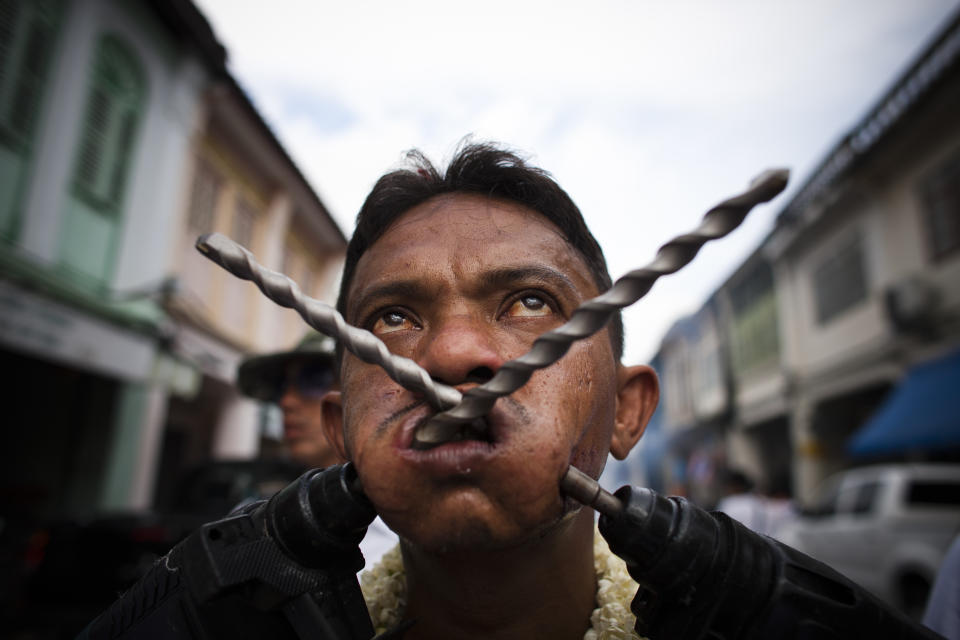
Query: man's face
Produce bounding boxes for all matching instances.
[278,361,339,469]
[331,194,621,551]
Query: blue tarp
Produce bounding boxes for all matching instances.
[848,348,960,457]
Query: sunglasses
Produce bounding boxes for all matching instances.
[277,363,335,400]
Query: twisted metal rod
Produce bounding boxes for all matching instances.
[196,167,788,448]
[413,167,789,446]
[195,233,463,409]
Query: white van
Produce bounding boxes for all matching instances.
[778,463,960,620]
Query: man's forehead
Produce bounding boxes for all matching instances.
[346,194,594,310]
[380,193,557,239]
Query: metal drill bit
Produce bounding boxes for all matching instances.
[411,167,789,447]
[560,465,623,518]
[195,233,463,410]
[195,168,788,447]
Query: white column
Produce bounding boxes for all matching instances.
[20,0,100,261]
[100,381,169,511]
[791,398,826,506]
[212,392,261,459]
[254,193,292,350]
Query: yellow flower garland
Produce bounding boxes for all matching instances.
[360,529,645,639]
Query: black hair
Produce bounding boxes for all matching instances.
[336,140,624,360]
[722,469,755,494]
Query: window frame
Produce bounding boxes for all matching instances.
[70,33,147,217]
[811,229,869,325]
[919,150,960,263]
[186,156,222,233]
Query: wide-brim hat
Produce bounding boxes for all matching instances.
[236,332,336,401]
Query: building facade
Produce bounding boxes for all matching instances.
[646,8,960,505]
[639,304,733,506]
[0,0,345,520]
[767,11,960,501]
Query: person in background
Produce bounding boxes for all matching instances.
[715,468,796,539]
[238,332,341,469]
[237,332,397,565]
[715,469,767,532]
[760,471,798,540]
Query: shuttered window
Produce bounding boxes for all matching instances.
[71,35,145,215]
[921,151,960,262]
[56,34,146,285]
[0,0,62,239]
[0,0,62,151]
[232,193,256,248]
[187,157,221,232]
[812,232,868,324]
[729,261,780,373]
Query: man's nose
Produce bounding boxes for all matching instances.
[278,385,300,410]
[416,315,504,387]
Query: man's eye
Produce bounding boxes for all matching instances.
[372,310,417,335]
[504,295,552,318]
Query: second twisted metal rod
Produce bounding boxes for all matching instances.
[195,168,788,447]
[412,167,789,446]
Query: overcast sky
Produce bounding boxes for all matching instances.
[192,0,959,364]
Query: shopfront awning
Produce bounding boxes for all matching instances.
[848,348,960,457]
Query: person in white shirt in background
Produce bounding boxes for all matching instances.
[715,468,797,539]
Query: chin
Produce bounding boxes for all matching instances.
[407,521,499,555]
[396,500,569,556]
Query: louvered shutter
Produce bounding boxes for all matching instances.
[58,34,145,284]
[72,35,145,214]
[0,0,61,150]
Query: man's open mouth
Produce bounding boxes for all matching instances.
[410,417,494,450]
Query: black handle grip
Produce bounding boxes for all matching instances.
[79,545,192,639]
[80,464,377,640]
[599,485,944,640]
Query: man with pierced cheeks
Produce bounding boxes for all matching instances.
[320,142,659,639]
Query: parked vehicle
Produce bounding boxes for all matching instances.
[778,463,960,620]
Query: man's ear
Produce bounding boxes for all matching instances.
[320,390,349,460]
[610,364,659,460]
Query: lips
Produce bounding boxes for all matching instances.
[410,416,494,450]
[395,406,505,474]
[402,409,497,447]
[283,424,302,439]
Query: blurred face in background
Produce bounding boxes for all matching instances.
[277,361,341,469]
